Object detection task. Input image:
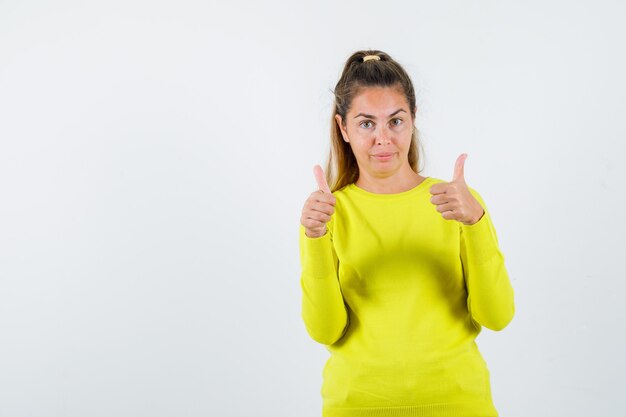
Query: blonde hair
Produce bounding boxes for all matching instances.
[324,50,424,192]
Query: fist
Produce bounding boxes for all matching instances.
[300,165,336,238]
[429,153,485,225]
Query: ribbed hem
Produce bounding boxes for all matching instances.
[323,401,498,417]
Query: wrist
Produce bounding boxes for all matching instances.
[464,208,485,226]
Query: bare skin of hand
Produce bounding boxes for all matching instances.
[429,153,485,226]
[301,165,336,238]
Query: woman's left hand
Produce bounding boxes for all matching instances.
[429,153,485,226]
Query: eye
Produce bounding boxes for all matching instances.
[391,118,403,126]
[359,120,373,129]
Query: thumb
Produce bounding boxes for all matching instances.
[452,153,467,183]
[313,164,331,193]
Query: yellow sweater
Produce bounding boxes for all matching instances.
[299,177,515,417]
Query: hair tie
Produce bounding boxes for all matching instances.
[362,55,381,62]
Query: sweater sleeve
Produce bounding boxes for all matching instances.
[299,219,349,345]
[460,187,515,331]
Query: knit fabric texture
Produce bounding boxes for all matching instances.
[299,177,515,417]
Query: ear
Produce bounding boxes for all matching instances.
[335,114,350,143]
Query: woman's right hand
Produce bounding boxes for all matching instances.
[300,165,336,238]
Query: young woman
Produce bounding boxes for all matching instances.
[299,50,515,417]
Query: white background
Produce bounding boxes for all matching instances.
[1,1,625,416]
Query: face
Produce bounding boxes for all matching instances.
[335,86,414,180]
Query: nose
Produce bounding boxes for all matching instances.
[375,126,391,145]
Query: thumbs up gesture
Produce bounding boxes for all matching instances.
[301,165,336,238]
[429,153,485,225]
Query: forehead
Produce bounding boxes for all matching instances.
[349,86,409,115]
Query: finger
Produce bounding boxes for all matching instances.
[429,183,449,195]
[316,192,336,205]
[309,191,336,207]
[302,218,327,230]
[452,153,467,183]
[434,202,455,214]
[305,210,332,224]
[441,210,457,221]
[429,194,449,205]
[313,164,331,193]
[307,200,335,216]
[300,214,322,228]
[301,210,331,227]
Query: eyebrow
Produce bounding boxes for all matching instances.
[353,109,407,119]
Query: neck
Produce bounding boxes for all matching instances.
[355,165,424,194]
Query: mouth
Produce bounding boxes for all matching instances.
[372,152,395,161]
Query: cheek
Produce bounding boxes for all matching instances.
[349,141,367,154]
[399,127,413,142]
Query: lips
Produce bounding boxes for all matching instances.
[372,152,395,161]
